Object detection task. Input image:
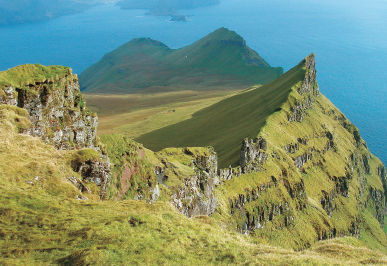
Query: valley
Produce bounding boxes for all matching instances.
[84,89,239,137]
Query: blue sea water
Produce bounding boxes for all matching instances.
[0,0,386,165]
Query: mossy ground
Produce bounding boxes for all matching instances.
[1,105,385,264]
[0,64,71,89]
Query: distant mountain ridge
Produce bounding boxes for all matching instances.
[80,28,283,93]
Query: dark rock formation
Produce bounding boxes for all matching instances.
[368,187,385,225]
[219,166,242,181]
[377,165,387,204]
[287,55,319,122]
[298,54,319,96]
[284,143,300,154]
[0,86,17,105]
[169,148,218,217]
[320,190,336,216]
[294,150,313,169]
[229,175,307,233]
[240,137,268,173]
[71,156,111,199]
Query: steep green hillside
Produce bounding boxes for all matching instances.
[211,54,387,251]
[80,28,283,93]
[137,55,305,168]
[0,105,386,265]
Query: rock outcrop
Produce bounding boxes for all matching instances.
[156,147,218,217]
[3,69,97,150]
[0,64,111,198]
[240,137,268,173]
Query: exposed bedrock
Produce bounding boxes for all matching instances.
[169,148,218,217]
[240,137,268,173]
[0,68,111,197]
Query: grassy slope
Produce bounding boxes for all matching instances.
[212,55,387,251]
[80,28,282,93]
[137,59,305,168]
[0,107,386,265]
[84,89,238,137]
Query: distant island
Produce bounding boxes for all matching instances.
[117,0,220,21]
[169,15,188,22]
[0,0,112,25]
[0,0,219,25]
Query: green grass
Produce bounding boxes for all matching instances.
[0,64,70,88]
[85,89,238,137]
[2,186,386,265]
[136,57,305,168]
[100,134,158,200]
[80,27,282,93]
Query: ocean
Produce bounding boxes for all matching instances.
[0,0,386,164]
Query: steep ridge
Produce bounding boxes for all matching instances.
[212,54,386,250]
[137,54,305,168]
[80,28,283,93]
[136,54,386,250]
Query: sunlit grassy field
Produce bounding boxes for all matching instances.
[84,89,239,137]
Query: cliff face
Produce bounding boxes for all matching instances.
[1,68,97,149]
[0,64,111,198]
[100,135,218,217]
[214,54,386,250]
[152,147,218,217]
